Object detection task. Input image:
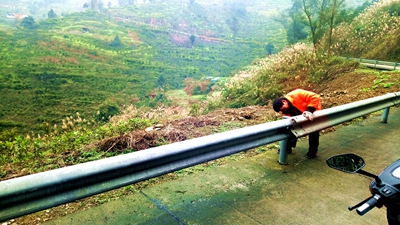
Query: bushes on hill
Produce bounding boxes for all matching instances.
[320,0,400,61]
[110,35,124,49]
[20,16,36,29]
[209,42,359,109]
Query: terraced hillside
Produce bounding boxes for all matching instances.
[0,1,286,137]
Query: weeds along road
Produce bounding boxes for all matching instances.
[43,108,400,225]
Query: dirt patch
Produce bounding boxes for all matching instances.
[128,30,142,43]
[170,33,191,46]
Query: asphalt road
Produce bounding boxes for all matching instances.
[45,107,400,225]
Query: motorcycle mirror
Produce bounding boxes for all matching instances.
[326,153,366,173]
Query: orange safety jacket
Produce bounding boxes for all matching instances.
[284,89,322,116]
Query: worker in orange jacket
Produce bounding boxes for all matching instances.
[273,89,322,159]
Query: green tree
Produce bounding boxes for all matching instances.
[288,20,308,44]
[190,35,195,45]
[47,9,57,18]
[110,35,123,48]
[156,75,166,88]
[226,16,240,43]
[20,16,36,29]
[265,43,275,55]
[274,1,308,44]
[289,1,308,44]
[353,0,377,17]
[299,0,342,52]
[333,0,378,25]
[97,104,120,122]
[334,8,352,25]
[83,2,89,8]
[325,0,345,56]
[300,0,324,52]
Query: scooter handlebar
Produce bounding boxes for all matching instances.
[356,194,381,216]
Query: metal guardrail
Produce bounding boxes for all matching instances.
[1,92,400,222]
[345,57,400,71]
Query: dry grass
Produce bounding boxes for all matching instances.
[322,0,400,59]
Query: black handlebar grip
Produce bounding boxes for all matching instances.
[356,194,381,216]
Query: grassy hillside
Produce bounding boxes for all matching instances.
[320,0,400,61]
[214,0,400,109]
[0,0,374,138]
[0,1,288,138]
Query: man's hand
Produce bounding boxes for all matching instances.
[302,111,314,121]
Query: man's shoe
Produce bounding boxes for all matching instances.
[277,148,292,154]
[306,151,318,159]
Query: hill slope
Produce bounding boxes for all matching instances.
[0,2,283,137]
[2,65,399,225]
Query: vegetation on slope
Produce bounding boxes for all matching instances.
[320,0,400,61]
[1,0,399,172]
[0,1,287,138]
[215,0,400,109]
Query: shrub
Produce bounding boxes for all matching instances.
[97,104,120,122]
[320,0,400,60]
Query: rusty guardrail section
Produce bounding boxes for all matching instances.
[1,92,399,222]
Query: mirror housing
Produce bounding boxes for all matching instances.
[326,153,366,173]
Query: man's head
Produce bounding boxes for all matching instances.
[273,98,290,114]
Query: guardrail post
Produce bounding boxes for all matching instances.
[279,138,289,165]
[394,62,398,70]
[381,107,390,123]
[279,116,291,165]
